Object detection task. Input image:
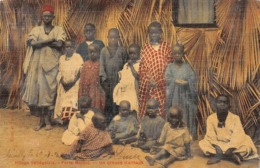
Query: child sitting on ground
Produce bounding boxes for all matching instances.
[145,105,192,168]
[108,100,139,145]
[61,111,114,160]
[62,96,94,145]
[113,44,141,115]
[133,99,165,153]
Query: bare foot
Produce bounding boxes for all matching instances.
[61,153,72,160]
[145,156,155,166]
[45,125,53,131]
[34,124,45,131]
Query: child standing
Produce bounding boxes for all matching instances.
[78,43,105,111]
[135,99,165,153]
[76,23,105,62]
[54,39,83,124]
[61,111,114,160]
[139,21,173,118]
[62,96,94,146]
[108,100,139,144]
[100,28,128,122]
[113,44,140,114]
[145,105,192,168]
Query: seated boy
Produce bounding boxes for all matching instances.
[61,111,114,160]
[134,99,165,153]
[62,96,94,145]
[108,100,139,144]
[199,94,258,165]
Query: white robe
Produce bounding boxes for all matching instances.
[199,112,258,160]
[62,110,94,145]
[54,53,83,119]
[113,61,140,113]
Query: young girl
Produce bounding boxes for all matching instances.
[100,28,128,122]
[113,44,140,114]
[145,105,192,168]
[139,21,173,118]
[78,43,105,111]
[54,39,83,124]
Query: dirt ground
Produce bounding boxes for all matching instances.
[0,109,259,168]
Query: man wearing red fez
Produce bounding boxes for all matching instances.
[22,4,66,131]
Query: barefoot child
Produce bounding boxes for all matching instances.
[139,21,173,118]
[100,28,128,122]
[61,111,114,160]
[145,106,192,168]
[78,43,105,111]
[62,96,94,145]
[108,100,139,144]
[54,39,83,124]
[199,94,258,165]
[113,44,141,114]
[135,99,165,153]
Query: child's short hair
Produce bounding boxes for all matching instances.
[84,23,96,30]
[119,100,131,109]
[129,44,141,52]
[173,43,184,52]
[89,43,100,51]
[215,94,230,104]
[78,96,92,109]
[108,28,120,37]
[168,105,183,120]
[65,39,76,45]
[92,111,106,129]
[146,98,159,108]
[148,21,163,32]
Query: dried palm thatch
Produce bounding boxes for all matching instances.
[0,0,259,136]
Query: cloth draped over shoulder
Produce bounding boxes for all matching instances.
[22,26,66,107]
[165,62,198,139]
[54,53,83,119]
[139,42,173,118]
[113,61,140,113]
[68,123,113,160]
[199,112,258,160]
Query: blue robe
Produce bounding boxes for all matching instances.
[165,62,198,139]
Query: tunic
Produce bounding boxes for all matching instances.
[199,112,258,160]
[22,26,66,107]
[165,62,198,139]
[108,114,139,140]
[113,61,140,113]
[54,53,83,119]
[79,61,105,111]
[138,115,165,148]
[62,110,94,146]
[158,123,191,158]
[99,46,128,119]
[76,40,105,62]
[68,123,114,160]
[139,42,173,118]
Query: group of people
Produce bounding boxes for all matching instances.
[21,4,258,167]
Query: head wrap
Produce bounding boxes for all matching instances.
[42,4,54,13]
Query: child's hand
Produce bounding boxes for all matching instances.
[175,79,188,86]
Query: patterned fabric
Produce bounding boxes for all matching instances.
[79,61,105,111]
[139,42,173,118]
[61,107,77,121]
[22,26,66,107]
[159,123,191,158]
[68,124,114,160]
[76,40,105,62]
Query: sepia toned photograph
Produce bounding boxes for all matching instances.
[0,0,259,167]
